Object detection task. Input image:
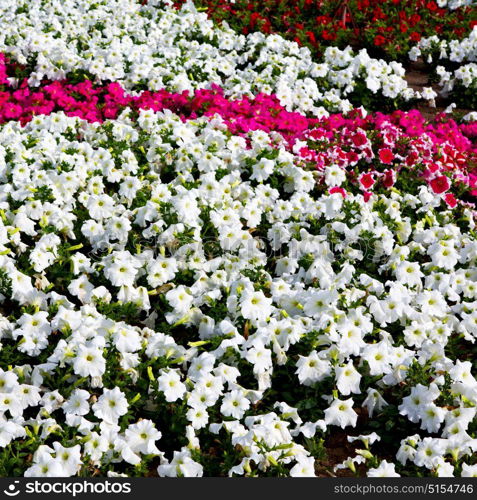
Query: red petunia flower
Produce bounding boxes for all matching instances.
[430,175,450,194]
[351,132,367,147]
[306,31,316,45]
[444,193,457,208]
[329,187,347,198]
[379,148,394,164]
[359,172,375,190]
[347,151,359,164]
[382,169,395,188]
[409,14,421,26]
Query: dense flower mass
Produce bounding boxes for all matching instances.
[1,107,477,478]
[0,0,427,114]
[0,70,476,206]
[174,0,477,61]
[0,0,476,480]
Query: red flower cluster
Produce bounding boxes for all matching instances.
[299,109,477,203]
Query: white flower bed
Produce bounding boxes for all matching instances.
[0,108,476,477]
